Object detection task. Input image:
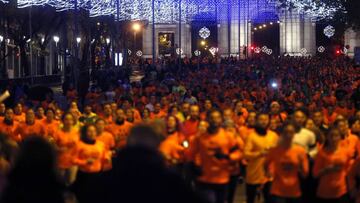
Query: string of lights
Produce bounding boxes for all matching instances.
[15,0,341,23]
[0,0,9,3]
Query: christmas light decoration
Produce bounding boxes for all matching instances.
[199,26,210,39]
[194,50,201,56]
[136,50,143,57]
[176,48,183,55]
[16,0,341,23]
[300,48,307,55]
[209,47,216,55]
[317,46,325,53]
[0,0,9,3]
[254,47,261,54]
[323,25,335,38]
[278,0,342,20]
[128,49,132,55]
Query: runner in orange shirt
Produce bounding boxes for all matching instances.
[188,109,241,203]
[95,118,115,151]
[105,109,133,149]
[244,113,279,203]
[313,127,352,202]
[159,116,185,166]
[42,108,60,139]
[15,109,45,141]
[233,100,249,127]
[265,121,309,203]
[100,103,113,124]
[53,112,79,185]
[334,119,359,159]
[0,109,20,141]
[150,103,167,119]
[73,124,111,203]
[13,103,25,123]
[35,106,45,121]
[182,105,200,139]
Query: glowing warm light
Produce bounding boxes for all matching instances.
[132,22,141,32]
[200,40,206,46]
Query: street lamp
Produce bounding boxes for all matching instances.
[106,38,110,45]
[200,40,206,46]
[53,36,60,47]
[132,22,141,51]
[76,37,81,45]
[0,35,3,43]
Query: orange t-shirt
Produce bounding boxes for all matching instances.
[188,128,241,184]
[159,132,185,164]
[42,120,60,138]
[54,129,80,169]
[340,132,359,159]
[150,111,166,120]
[313,147,351,199]
[266,145,309,198]
[97,131,115,150]
[0,119,20,141]
[13,113,25,123]
[15,121,46,141]
[74,140,111,173]
[244,130,279,184]
[182,119,199,139]
[105,121,133,149]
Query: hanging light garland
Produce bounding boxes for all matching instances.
[323,25,335,38]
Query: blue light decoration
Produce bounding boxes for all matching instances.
[16,0,341,23]
[0,0,9,3]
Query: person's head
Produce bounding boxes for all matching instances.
[36,107,45,119]
[103,103,112,116]
[81,124,97,144]
[0,103,6,114]
[247,111,257,128]
[62,113,75,129]
[122,98,132,109]
[349,117,360,136]
[169,106,179,117]
[166,116,179,133]
[223,108,234,122]
[189,105,200,120]
[305,119,316,131]
[154,103,161,113]
[312,110,324,127]
[293,109,307,127]
[4,108,14,123]
[14,103,22,115]
[324,127,342,149]
[95,119,106,134]
[160,96,168,107]
[207,109,223,134]
[45,108,55,122]
[204,100,212,111]
[150,95,156,104]
[84,105,92,115]
[12,136,57,177]
[115,109,126,124]
[181,102,191,116]
[334,119,349,138]
[256,113,270,130]
[127,124,162,149]
[270,101,281,114]
[110,102,118,112]
[55,109,62,120]
[198,121,209,134]
[269,118,279,131]
[280,121,298,144]
[142,108,151,119]
[223,119,236,134]
[70,101,78,109]
[234,101,244,112]
[126,109,135,122]
[25,109,35,125]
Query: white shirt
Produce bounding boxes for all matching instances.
[293,128,317,157]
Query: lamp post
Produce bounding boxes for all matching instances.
[132,22,141,51]
[53,36,60,75]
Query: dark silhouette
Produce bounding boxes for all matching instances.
[1,137,65,203]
